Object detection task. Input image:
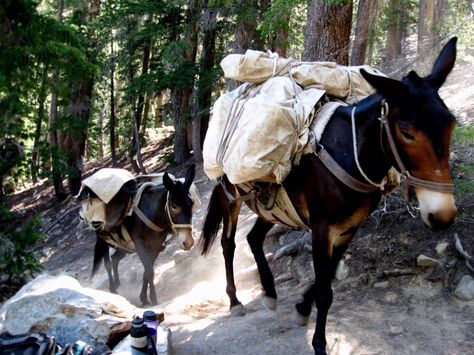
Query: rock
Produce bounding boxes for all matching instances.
[435,242,449,257]
[0,274,136,347]
[417,254,439,267]
[373,281,390,289]
[454,275,474,301]
[389,324,405,335]
[335,260,349,281]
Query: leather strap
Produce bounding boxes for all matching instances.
[132,204,165,232]
[316,148,378,193]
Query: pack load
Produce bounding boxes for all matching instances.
[203,49,386,184]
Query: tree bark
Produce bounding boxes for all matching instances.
[126,18,145,174]
[193,4,217,163]
[351,0,376,65]
[49,0,67,200]
[61,0,101,195]
[32,68,48,183]
[171,0,199,164]
[136,14,153,136]
[228,0,259,91]
[418,0,436,53]
[155,93,164,128]
[109,32,118,167]
[303,0,353,65]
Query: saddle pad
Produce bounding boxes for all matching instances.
[81,168,134,204]
[238,183,309,230]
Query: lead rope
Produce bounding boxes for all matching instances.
[351,106,386,191]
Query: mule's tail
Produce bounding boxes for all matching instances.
[91,236,109,277]
[200,184,224,255]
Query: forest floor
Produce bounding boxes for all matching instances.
[2,60,474,354]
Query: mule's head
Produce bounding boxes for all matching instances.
[77,181,136,231]
[163,165,196,250]
[361,37,458,230]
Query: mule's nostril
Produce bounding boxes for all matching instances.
[428,212,454,230]
[91,221,103,230]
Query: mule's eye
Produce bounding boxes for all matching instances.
[401,130,415,141]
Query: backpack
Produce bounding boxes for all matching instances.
[0,332,58,355]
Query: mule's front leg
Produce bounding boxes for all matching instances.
[311,223,348,355]
[247,218,276,309]
[135,242,157,306]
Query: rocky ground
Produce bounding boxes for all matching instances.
[1,56,473,354]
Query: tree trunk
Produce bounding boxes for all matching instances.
[31,68,47,183]
[365,1,379,65]
[418,0,436,53]
[351,0,376,65]
[171,0,199,164]
[97,108,104,158]
[228,0,259,90]
[434,0,446,34]
[109,33,118,167]
[155,93,163,128]
[61,0,100,195]
[49,0,67,200]
[136,14,153,136]
[303,0,353,65]
[193,4,217,163]
[126,18,145,174]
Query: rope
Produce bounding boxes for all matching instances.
[351,106,386,190]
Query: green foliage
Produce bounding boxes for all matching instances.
[0,205,45,282]
[452,125,474,201]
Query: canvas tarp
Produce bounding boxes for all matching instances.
[203,76,325,184]
[220,49,385,102]
[203,50,386,184]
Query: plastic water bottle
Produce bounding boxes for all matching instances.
[143,310,158,344]
[130,317,148,355]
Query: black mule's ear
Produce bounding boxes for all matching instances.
[163,172,176,192]
[425,37,457,89]
[183,165,195,190]
[360,69,408,104]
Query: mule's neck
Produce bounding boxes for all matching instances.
[322,94,392,186]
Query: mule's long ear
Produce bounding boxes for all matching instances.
[425,37,457,89]
[163,172,176,192]
[183,165,195,190]
[360,69,408,104]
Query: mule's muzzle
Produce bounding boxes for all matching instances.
[415,189,457,230]
[177,228,194,251]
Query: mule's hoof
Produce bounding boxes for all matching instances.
[262,295,277,311]
[295,311,309,326]
[230,304,245,316]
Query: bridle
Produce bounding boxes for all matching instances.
[376,100,455,194]
[314,99,455,195]
[132,191,193,234]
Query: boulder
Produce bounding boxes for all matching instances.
[454,275,474,301]
[0,274,136,347]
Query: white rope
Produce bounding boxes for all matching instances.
[267,50,279,77]
[351,106,385,191]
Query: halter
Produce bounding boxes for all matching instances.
[133,191,193,234]
[375,100,454,193]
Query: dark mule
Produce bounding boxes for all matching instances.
[200,38,458,354]
[79,165,196,305]
[0,138,24,198]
